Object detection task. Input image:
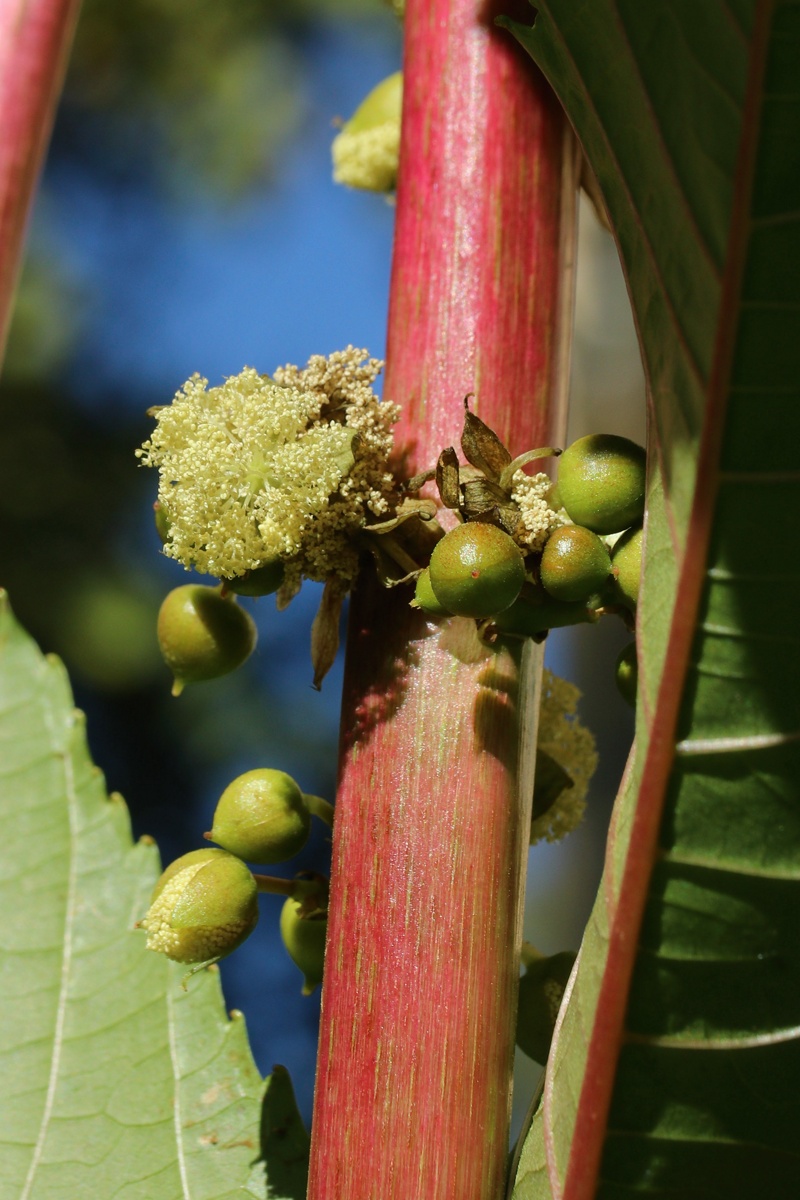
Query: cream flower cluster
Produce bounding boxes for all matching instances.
[532,669,598,843]
[510,469,566,552]
[137,347,399,593]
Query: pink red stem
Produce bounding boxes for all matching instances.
[307,3,575,1198]
[0,0,81,361]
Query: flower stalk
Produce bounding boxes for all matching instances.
[307,2,578,1197]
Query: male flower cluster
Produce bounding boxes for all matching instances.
[137,347,399,598]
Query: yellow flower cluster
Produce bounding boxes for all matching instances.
[137,347,399,594]
[532,669,598,843]
[511,470,566,552]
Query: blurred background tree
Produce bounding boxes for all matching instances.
[0,0,643,1128]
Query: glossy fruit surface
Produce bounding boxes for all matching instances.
[225,559,285,597]
[539,525,612,602]
[611,524,643,609]
[557,434,646,534]
[209,768,311,864]
[615,642,638,706]
[280,897,327,995]
[157,584,257,695]
[428,522,525,618]
[413,568,452,615]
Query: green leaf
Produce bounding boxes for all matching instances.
[0,591,309,1199]
[506,2,800,1197]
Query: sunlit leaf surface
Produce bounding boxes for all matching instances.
[0,592,308,1199]
[508,2,800,1196]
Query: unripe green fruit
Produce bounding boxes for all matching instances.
[209,768,311,864]
[611,524,643,609]
[225,559,285,597]
[157,585,257,695]
[413,568,452,616]
[141,848,258,964]
[615,642,638,707]
[344,71,402,135]
[492,592,599,636]
[516,951,576,1064]
[428,522,525,619]
[280,896,327,995]
[539,525,612,602]
[557,434,646,534]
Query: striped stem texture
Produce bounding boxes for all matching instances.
[0,0,81,361]
[307,3,575,1198]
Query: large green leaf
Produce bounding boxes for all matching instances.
[506,2,800,1197]
[0,591,309,1199]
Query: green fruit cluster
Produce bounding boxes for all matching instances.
[139,767,331,991]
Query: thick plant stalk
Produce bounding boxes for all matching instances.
[307,3,576,1198]
[0,0,81,361]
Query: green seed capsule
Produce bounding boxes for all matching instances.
[280,896,327,995]
[224,559,285,597]
[539,525,612,602]
[157,584,257,695]
[140,848,258,964]
[428,522,525,619]
[516,950,576,1064]
[492,591,600,636]
[611,524,643,610]
[332,72,403,193]
[615,642,638,706]
[557,433,646,534]
[412,567,453,616]
[208,769,311,864]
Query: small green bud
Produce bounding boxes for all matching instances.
[280,894,327,995]
[539,525,612,603]
[154,501,172,544]
[615,641,638,706]
[428,522,525,619]
[332,72,403,193]
[224,559,285,597]
[516,950,576,1064]
[412,567,452,615]
[611,524,643,609]
[157,584,257,695]
[140,848,258,964]
[557,434,646,534]
[208,768,311,864]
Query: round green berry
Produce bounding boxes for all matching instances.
[157,584,257,695]
[557,434,646,534]
[224,559,285,597]
[280,896,327,995]
[611,524,643,609]
[539,525,612,603]
[428,522,525,619]
[208,768,311,864]
[413,568,452,616]
[615,642,638,707]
